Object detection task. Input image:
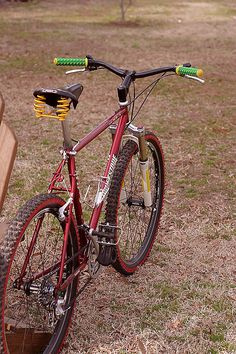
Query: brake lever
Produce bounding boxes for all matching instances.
[65,68,86,75]
[185,74,205,84]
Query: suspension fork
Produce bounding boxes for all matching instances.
[115,123,152,207]
[138,130,152,207]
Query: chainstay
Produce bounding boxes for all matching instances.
[64,271,94,312]
[42,244,89,281]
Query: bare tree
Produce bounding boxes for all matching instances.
[120,0,132,21]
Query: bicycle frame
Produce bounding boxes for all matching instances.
[19,106,129,293]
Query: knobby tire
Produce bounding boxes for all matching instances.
[0,194,79,354]
[105,132,165,275]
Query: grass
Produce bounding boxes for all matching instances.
[0,0,235,353]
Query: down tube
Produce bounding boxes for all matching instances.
[89,108,129,230]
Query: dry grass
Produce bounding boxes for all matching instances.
[0,0,235,353]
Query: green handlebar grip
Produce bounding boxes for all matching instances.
[176,66,203,78]
[53,57,88,67]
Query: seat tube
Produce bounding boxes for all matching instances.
[61,120,73,149]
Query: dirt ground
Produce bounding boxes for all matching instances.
[0,0,235,353]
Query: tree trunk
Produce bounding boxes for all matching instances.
[120,0,125,21]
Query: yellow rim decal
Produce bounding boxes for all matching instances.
[146,169,151,192]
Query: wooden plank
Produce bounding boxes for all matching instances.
[5,317,52,353]
[0,122,18,213]
[0,222,8,243]
[6,330,52,354]
[0,92,4,125]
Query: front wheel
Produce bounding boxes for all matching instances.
[0,193,79,354]
[105,132,165,275]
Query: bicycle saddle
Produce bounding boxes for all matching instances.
[33,83,83,109]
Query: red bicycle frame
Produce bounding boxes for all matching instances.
[20,106,129,292]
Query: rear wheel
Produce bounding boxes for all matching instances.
[105,132,165,275]
[0,194,79,354]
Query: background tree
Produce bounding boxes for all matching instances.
[120,0,132,21]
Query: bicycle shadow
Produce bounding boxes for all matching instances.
[65,263,164,353]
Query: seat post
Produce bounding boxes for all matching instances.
[61,120,73,149]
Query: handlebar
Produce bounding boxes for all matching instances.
[53,56,203,79]
[53,56,204,103]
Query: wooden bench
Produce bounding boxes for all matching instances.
[0,94,53,352]
[0,92,18,241]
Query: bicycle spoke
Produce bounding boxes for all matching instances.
[1,195,79,353]
[106,135,164,274]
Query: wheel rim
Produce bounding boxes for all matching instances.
[3,207,75,353]
[116,139,162,265]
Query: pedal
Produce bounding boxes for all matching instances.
[94,223,118,266]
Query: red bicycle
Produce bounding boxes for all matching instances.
[0,56,203,353]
